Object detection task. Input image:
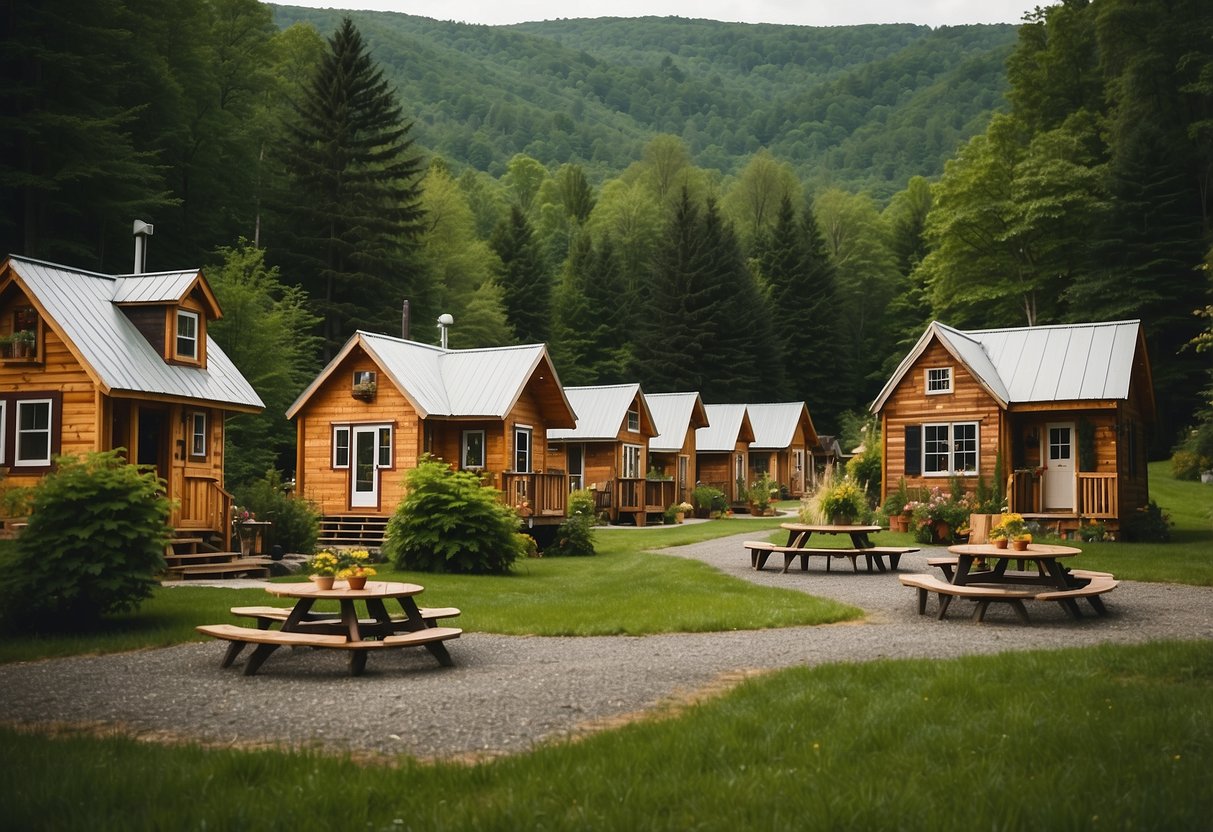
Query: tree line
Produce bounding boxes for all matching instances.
[1,0,1209,488]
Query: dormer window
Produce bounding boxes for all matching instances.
[925,367,952,395]
[627,408,640,432]
[175,310,199,361]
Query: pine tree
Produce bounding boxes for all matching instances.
[490,204,551,344]
[277,17,427,355]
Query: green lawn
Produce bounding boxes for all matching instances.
[3,640,1210,830]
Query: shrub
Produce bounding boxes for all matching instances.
[1170,449,1202,481]
[1121,501,1172,543]
[691,484,725,515]
[382,456,524,574]
[819,478,868,522]
[235,469,320,555]
[6,450,171,629]
[547,486,596,556]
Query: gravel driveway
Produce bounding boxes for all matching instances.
[3,531,1211,761]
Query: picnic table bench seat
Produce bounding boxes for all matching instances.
[229,604,461,630]
[898,574,1036,623]
[196,623,462,676]
[744,541,917,574]
[1035,578,1118,618]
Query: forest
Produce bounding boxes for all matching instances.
[0,0,1209,486]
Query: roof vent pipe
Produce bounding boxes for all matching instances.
[132,219,154,275]
[437,313,453,349]
[401,299,410,340]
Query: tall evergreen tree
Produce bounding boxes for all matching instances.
[490,204,550,344]
[276,17,427,355]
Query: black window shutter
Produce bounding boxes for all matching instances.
[904,426,921,476]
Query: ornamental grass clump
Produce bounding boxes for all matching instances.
[382,455,525,574]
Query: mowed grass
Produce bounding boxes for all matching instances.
[3,640,1210,831]
[0,514,857,664]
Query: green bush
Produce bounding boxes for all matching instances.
[382,456,524,574]
[235,469,320,555]
[547,487,597,556]
[691,484,725,515]
[1171,449,1203,481]
[1121,500,1172,543]
[820,478,868,522]
[6,450,171,629]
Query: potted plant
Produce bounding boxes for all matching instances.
[352,379,377,400]
[338,551,376,590]
[306,549,341,590]
[820,478,867,525]
[673,501,693,523]
[988,524,1009,549]
[992,512,1028,550]
[0,333,12,359]
[747,473,777,516]
[12,329,35,359]
[882,480,909,532]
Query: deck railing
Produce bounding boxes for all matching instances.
[178,474,233,548]
[588,478,677,521]
[500,472,568,518]
[1008,471,1117,519]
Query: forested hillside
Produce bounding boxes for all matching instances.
[270,7,1016,198]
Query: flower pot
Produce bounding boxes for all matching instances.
[311,574,335,590]
[993,538,1008,549]
[831,514,854,526]
[1011,539,1029,551]
[674,512,685,524]
[345,575,368,590]
[933,521,951,543]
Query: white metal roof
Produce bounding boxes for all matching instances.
[645,391,707,452]
[7,256,262,410]
[287,331,574,422]
[747,401,813,449]
[547,383,644,441]
[697,403,749,452]
[112,271,198,304]
[871,320,1144,412]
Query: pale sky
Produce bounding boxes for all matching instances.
[273,0,1034,28]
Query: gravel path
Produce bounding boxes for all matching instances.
[3,531,1212,761]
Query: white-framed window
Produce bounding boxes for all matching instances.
[626,409,640,432]
[514,426,532,472]
[333,426,350,468]
[462,430,485,469]
[0,400,7,464]
[15,399,52,467]
[622,444,642,479]
[923,421,978,476]
[176,310,199,360]
[925,367,952,395]
[377,426,393,468]
[189,411,207,458]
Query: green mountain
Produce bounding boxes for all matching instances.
[270,7,1016,198]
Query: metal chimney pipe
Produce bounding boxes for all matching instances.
[132,219,154,274]
[437,313,453,349]
[401,300,410,340]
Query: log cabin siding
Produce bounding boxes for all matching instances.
[880,341,1002,495]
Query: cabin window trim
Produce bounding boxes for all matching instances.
[462,430,486,470]
[189,411,207,459]
[626,409,640,433]
[922,421,978,477]
[925,367,953,395]
[514,425,532,473]
[377,426,393,469]
[0,400,6,464]
[333,426,351,469]
[14,398,53,467]
[622,443,642,479]
[174,309,200,362]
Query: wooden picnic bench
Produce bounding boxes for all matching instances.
[196,623,462,676]
[899,574,1036,623]
[744,540,917,574]
[1036,578,1118,618]
[230,604,461,630]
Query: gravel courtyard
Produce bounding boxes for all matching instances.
[3,530,1211,761]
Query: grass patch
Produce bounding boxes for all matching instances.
[3,640,1210,830]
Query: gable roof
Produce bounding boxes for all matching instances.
[2,255,261,411]
[547,383,655,441]
[645,391,710,453]
[697,403,755,452]
[286,331,576,427]
[746,401,819,450]
[871,320,1150,413]
[112,270,222,317]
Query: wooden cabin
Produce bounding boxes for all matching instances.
[547,384,666,525]
[0,255,263,547]
[644,391,710,505]
[696,403,756,505]
[746,402,820,497]
[287,333,576,546]
[871,320,1155,537]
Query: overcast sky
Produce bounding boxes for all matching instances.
[274,0,1034,28]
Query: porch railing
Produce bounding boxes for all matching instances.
[178,474,233,548]
[1008,471,1117,519]
[500,472,568,518]
[590,478,677,520]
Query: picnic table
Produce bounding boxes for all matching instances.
[947,542,1082,590]
[197,580,461,676]
[743,523,918,574]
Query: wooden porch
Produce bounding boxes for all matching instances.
[500,471,569,526]
[1009,470,1119,534]
[591,477,676,525]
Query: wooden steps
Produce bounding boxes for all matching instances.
[318,515,389,547]
[163,529,269,580]
[168,558,271,580]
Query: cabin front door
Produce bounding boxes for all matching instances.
[136,407,169,485]
[350,426,382,509]
[1043,422,1075,511]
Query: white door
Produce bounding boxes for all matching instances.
[351,426,380,508]
[1043,422,1075,511]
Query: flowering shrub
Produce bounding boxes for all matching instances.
[676,501,694,514]
[909,487,974,543]
[992,512,1027,540]
[820,478,867,521]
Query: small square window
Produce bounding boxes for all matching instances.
[926,367,952,394]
